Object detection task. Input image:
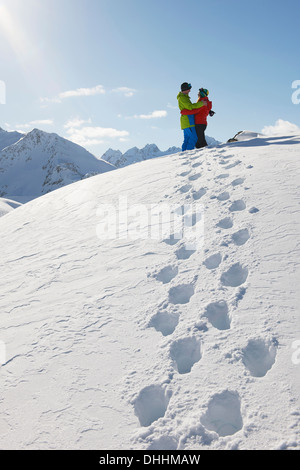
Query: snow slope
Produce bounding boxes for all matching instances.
[0,128,115,201]
[0,133,299,450]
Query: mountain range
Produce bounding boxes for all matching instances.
[0,127,220,205]
[101,135,220,168]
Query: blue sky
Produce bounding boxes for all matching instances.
[0,0,300,156]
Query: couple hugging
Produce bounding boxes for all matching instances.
[177,82,215,151]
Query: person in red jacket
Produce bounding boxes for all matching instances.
[181,88,213,148]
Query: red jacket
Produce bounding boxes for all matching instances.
[181,97,212,125]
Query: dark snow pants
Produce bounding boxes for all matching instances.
[195,124,208,149]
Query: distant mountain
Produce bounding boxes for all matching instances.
[0,127,24,151]
[101,137,220,168]
[0,128,115,201]
[101,144,181,168]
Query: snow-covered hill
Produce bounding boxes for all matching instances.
[0,133,299,450]
[0,128,115,201]
[101,138,219,168]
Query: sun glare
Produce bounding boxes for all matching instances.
[0,3,32,61]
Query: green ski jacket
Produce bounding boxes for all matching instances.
[177,92,205,129]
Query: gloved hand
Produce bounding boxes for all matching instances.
[209,110,215,117]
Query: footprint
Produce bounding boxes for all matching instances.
[175,245,196,260]
[221,154,234,159]
[216,217,233,229]
[188,173,201,181]
[221,263,248,287]
[168,283,194,304]
[170,337,201,374]
[203,253,222,270]
[249,207,259,213]
[154,265,178,284]
[184,211,202,227]
[229,200,246,212]
[225,160,241,169]
[179,184,192,194]
[163,234,180,246]
[200,390,243,437]
[133,385,171,427]
[216,173,229,180]
[179,170,191,177]
[242,338,277,377]
[231,177,245,186]
[204,300,231,330]
[148,310,179,336]
[231,228,250,246]
[217,191,230,201]
[192,162,202,168]
[192,188,206,200]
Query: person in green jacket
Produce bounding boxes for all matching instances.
[177,82,207,151]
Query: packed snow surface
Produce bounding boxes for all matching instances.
[0,133,299,450]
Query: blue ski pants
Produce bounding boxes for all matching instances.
[182,127,198,151]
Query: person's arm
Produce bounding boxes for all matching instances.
[178,95,206,111]
[181,108,203,115]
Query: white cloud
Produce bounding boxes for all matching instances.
[261,119,300,136]
[40,85,105,104]
[138,110,167,119]
[65,126,130,147]
[64,117,92,129]
[126,110,167,120]
[112,87,137,97]
[59,85,105,99]
[15,119,54,129]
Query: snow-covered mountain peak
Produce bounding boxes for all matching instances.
[0,127,115,201]
[101,143,182,168]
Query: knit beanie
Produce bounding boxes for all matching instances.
[181,82,192,92]
[199,88,209,97]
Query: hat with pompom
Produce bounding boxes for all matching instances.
[199,88,209,97]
